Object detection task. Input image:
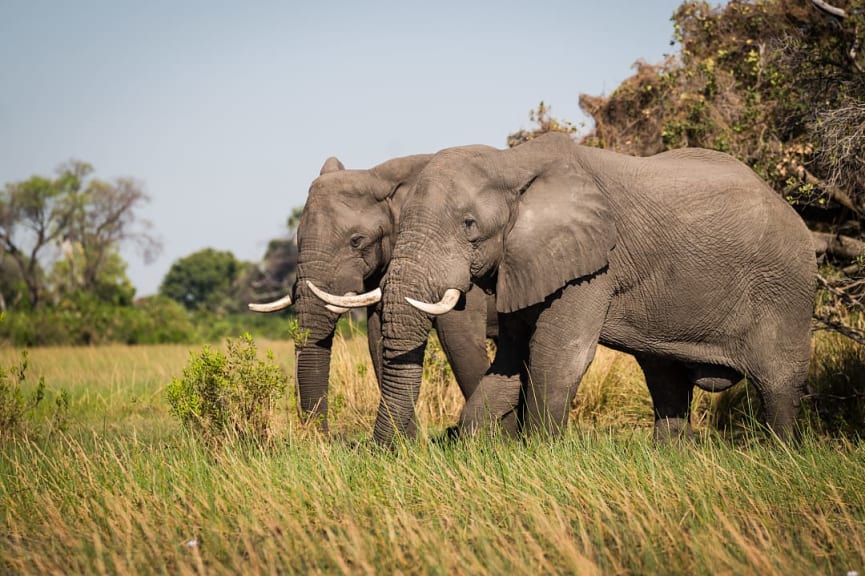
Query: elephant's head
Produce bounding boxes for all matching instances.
[249,154,431,432]
[373,133,617,444]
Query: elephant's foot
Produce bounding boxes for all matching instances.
[458,373,522,439]
[653,417,693,443]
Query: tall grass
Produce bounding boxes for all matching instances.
[0,332,863,574]
[2,428,863,574]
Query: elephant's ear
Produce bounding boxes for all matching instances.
[319,157,345,175]
[496,162,616,313]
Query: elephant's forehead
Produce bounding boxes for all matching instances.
[301,201,372,235]
[307,171,377,202]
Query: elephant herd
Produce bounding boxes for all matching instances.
[250,133,817,446]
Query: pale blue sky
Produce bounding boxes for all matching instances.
[1,1,687,296]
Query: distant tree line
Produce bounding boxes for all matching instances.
[0,162,299,346]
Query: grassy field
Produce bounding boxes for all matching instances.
[1,332,864,574]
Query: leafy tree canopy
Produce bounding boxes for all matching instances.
[159,248,243,312]
[0,161,159,310]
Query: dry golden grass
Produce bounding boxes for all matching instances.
[0,331,863,574]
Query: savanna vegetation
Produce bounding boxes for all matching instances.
[0,332,863,574]
[0,163,298,346]
[2,0,865,573]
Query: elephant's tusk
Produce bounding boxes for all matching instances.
[307,281,382,309]
[248,293,293,312]
[325,304,350,314]
[405,288,461,316]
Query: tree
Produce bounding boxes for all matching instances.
[0,161,160,309]
[244,208,301,306]
[159,248,243,312]
[0,254,25,313]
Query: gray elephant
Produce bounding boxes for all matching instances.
[359,132,815,445]
[249,155,496,433]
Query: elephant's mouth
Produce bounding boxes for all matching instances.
[404,288,462,316]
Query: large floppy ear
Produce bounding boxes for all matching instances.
[496,161,616,313]
[319,156,345,175]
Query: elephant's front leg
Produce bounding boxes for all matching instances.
[457,312,530,437]
[522,274,611,437]
[433,285,491,401]
[367,306,417,437]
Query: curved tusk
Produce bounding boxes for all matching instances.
[248,293,293,313]
[325,304,350,314]
[307,281,382,308]
[405,288,462,316]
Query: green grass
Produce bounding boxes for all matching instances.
[0,335,864,574]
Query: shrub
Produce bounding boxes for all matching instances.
[127,296,197,344]
[166,333,288,443]
[0,351,70,440]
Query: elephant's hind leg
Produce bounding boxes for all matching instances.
[743,315,811,441]
[636,356,694,442]
[747,359,809,441]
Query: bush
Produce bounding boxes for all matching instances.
[0,351,69,440]
[126,296,197,344]
[166,333,288,443]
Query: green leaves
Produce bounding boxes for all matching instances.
[166,333,288,444]
[0,160,157,311]
[0,350,69,440]
[159,248,242,313]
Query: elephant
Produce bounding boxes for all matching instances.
[249,154,496,434]
[357,132,815,446]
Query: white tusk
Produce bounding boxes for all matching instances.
[307,281,382,308]
[405,288,461,316]
[325,304,349,314]
[248,293,293,312]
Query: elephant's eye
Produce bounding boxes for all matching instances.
[464,217,480,242]
[350,234,364,249]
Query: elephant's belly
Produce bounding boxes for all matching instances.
[598,323,745,389]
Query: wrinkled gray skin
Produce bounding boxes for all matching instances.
[286,155,495,433]
[375,132,816,445]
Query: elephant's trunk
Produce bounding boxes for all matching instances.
[294,282,338,432]
[375,301,431,444]
[374,339,426,445]
[374,242,445,445]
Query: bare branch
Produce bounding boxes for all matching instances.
[804,170,862,214]
[813,312,865,345]
[811,0,849,19]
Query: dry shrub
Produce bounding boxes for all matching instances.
[806,327,865,436]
